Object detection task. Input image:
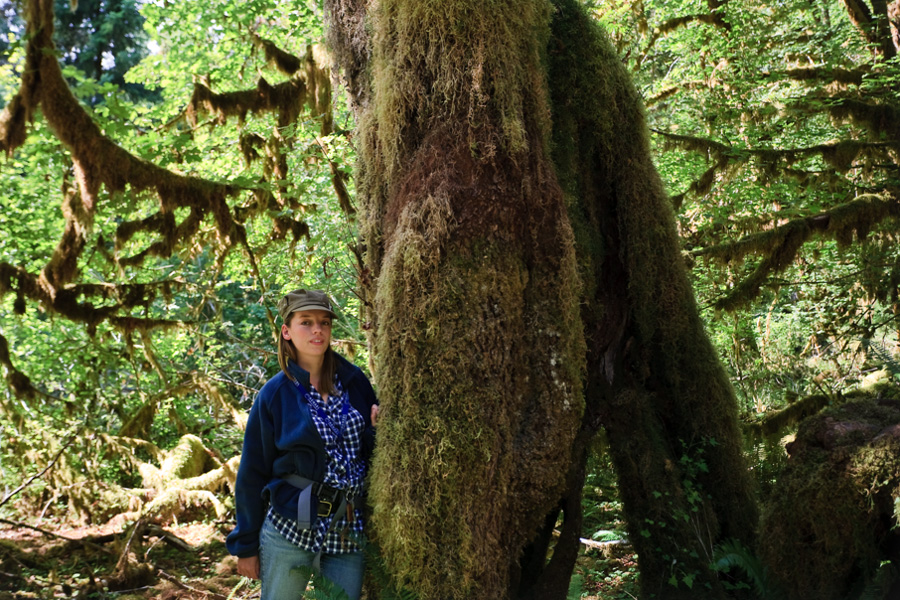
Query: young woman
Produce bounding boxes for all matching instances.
[226,289,378,600]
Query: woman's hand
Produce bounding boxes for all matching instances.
[371,404,379,426]
[237,555,260,580]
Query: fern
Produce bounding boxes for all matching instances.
[566,573,584,600]
[285,564,352,600]
[860,340,900,380]
[712,538,785,600]
[362,541,418,600]
[855,560,899,600]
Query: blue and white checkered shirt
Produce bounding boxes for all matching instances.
[267,376,367,553]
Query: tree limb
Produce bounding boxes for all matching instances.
[0,518,112,554]
[696,193,900,310]
[637,14,728,68]
[654,129,900,198]
[157,570,230,600]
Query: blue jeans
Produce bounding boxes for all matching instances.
[259,518,364,600]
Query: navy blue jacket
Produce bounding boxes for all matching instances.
[225,353,377,558]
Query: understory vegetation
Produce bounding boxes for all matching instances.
[1,0,899,598]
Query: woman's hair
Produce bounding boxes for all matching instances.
[277,311,337,396]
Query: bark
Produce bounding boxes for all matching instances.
[841,0,898,58]
[546,2,759,597]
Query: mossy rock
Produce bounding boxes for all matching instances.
[759,395,900,600]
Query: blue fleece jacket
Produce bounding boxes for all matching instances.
[225,353,377,558]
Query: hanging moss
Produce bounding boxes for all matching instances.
[0,93,29,156]
[0,330,36,399]
[695,193,900,311]
[828,97,900,142]
[186,77,307,127]
[638,13,728,66]
[743,393,832,442]
[785,66,866,86]
[251,34,304,75]
[0,0,348,395]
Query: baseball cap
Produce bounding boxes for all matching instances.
[276,289,337,321]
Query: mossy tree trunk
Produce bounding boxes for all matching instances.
[544,3,760,598]
[325,1,758,599]
[349,3,585,599]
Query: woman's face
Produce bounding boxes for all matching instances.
[282,309,333,364]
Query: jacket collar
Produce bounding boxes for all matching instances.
[286,352,357,388]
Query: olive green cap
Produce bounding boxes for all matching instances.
[276,289,337,322]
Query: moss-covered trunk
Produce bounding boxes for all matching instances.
[546,1,759,597]
[325,0,758,598]
[329,1,585,598]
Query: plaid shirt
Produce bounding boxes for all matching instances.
[267,376,367,554]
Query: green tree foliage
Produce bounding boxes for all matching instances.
[0,0,363,525]
[587,0,900,417]
[54,0,154,101]
[1,0,154,101]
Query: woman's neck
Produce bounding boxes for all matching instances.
[297,356,326,395]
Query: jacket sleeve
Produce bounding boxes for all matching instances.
[225,386,278,558]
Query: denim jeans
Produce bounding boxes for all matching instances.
[259,518,364,600]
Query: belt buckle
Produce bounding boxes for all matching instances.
[317,500,333,517]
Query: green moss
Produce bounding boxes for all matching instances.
[760,396,900,600]
[354,9,588,585]
[545,1,759,595]
[370,224,584,597]
[366,0,551,180]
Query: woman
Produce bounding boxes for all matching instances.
[226,288,378,600]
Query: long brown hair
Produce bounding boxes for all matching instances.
[277,312,337,396]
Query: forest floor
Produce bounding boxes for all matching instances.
[0,520,244,600]
[0,518,638,599]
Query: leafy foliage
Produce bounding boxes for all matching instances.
[581,0,900,421]
[712,538,785,600]
[0,0,364,522]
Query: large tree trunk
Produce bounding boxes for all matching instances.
[325,1,758,599]
[329,2,585,599]
[544,2,759,597]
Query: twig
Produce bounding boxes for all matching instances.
[0,433,78,509]
[116,518,147,574]
[157,570,231,600]
[145,524,195,552]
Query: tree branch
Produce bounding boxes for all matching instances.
[0,518,112,554]
[654,129,900,199]
[637,14,728,68]
[695,193,900,311]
